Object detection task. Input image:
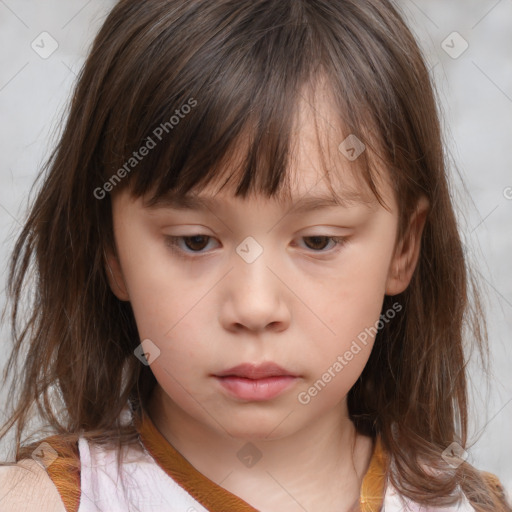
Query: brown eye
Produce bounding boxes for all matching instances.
[181,235,210,251]
[301,236,346,252]
[303,236,331,251]
[164,234,347,260]
[165,235,216,256]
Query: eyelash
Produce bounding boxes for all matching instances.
[164,235,347,259]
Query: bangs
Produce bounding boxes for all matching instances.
[137,76,386,211]
[96,0,395,212]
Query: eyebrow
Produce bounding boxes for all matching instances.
[146,189,372,213]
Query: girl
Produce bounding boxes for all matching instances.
[0,0,510,511]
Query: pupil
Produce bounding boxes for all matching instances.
[306,236,327,250]
[183,236,330,252]
[186,235,208,251]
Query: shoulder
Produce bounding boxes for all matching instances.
[479,471,512,510]
[0,434,81,512]
[0,458,66,512]
[383,470,512,511]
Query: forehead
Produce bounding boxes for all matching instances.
[144,178,377,213]
[140,163,393,220]
[138,77,395,214]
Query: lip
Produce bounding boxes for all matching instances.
[215,375,298,401]
[213,362,299,401]
[214,362,298,379]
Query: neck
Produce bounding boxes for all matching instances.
[146,385,375,510]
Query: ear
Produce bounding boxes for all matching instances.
[103,245,130,301]
[385,196,429,296]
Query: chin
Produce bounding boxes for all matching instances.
[218,415,296,441]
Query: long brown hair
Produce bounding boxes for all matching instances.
[1,0,509,509]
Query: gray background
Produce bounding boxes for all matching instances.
[0,0,511,496]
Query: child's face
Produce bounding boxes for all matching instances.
[106,94,422,440]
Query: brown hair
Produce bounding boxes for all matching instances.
[1,0,510,510]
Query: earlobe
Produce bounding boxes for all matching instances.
[103,247,130,301]
[385,196,429,296]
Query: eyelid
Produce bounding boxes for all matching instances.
[163,233,349,259]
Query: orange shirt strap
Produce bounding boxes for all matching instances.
[359,435,388,512]
[136,410,260,511]
[136,410,388,512]
[43,435,81,512]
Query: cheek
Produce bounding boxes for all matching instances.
[114,219,193,337]
[301,233,396,383]
[126,268,209,370]
[114,226,213,375]
[321,243,394,331]
[296,275,385,408]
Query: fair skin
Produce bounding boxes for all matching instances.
[105,90,428,511]
[0,86,428,512]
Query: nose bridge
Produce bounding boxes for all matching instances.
[231,234,277,291]
[217,200,290,294]
[229,197,286,261]
[235,234,267,266]
[223,233,287,328]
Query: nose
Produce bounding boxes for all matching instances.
[220,240,291,333]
